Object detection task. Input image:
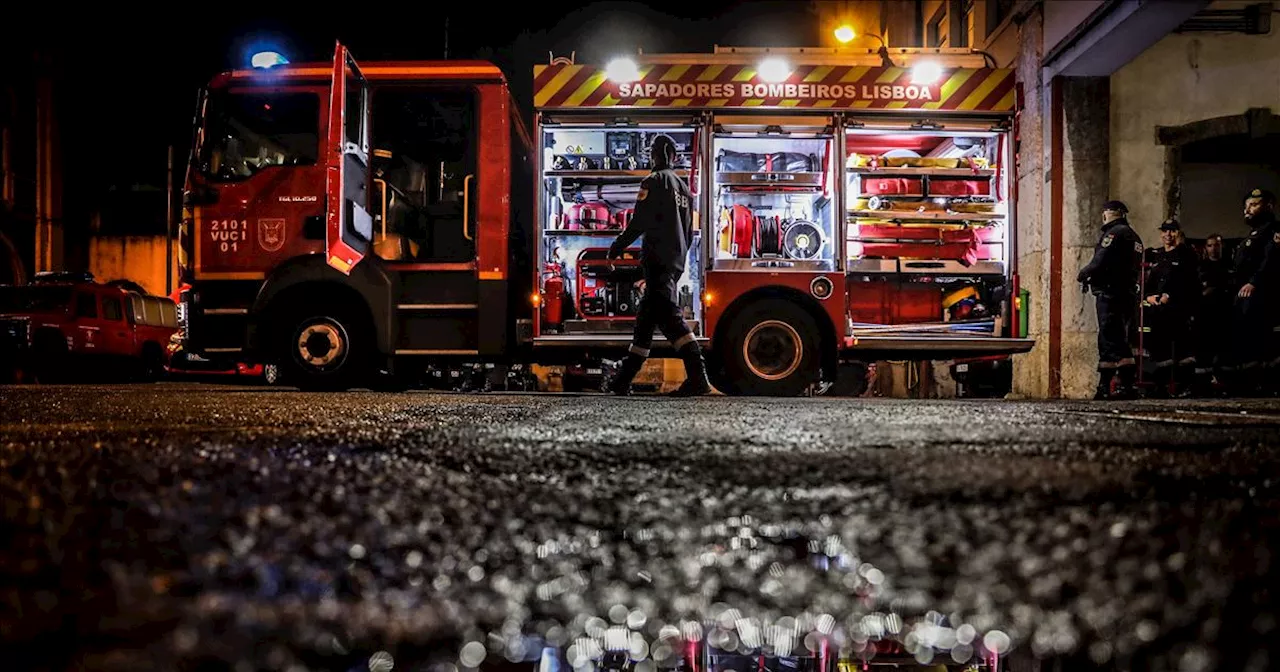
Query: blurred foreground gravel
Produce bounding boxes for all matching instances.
[1,384,1279,672]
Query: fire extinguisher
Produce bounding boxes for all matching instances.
[542,262,565,327]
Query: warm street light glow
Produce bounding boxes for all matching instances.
[605,57,641,83]
[757,57,791,83]
[911,60,944,84]
[834,25,856,43]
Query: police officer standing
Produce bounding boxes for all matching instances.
[607,134,712,396]
[1142,219,1199,396]
[1077,200,1144,399]
[1192,233,1232,396]
[1225,188,1280,395]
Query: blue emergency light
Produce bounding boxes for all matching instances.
[251,51,289,68]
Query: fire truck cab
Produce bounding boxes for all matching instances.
[180,44,537,390]
[179,42,1034,394]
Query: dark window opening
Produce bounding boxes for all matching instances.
[928,5,948,47]
[370,87,478,262]
[102,296,123,321]
[197,91,320,183]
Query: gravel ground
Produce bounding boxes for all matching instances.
[1,384,1278,672]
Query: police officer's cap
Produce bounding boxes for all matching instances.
[1247,188,1276,204]
[1158,218,1180,231]
[1102,200,1128,214]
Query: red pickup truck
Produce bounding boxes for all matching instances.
[0,272,179,383]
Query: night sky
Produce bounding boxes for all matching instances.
[13,0,830,232]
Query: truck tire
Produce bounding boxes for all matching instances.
[276,303,371,391]
[721,299,820,396]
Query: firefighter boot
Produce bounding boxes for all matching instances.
[1094,369,1115,400]
[1114,365,1139,400]
[609,354,646,396]
[670,342,712,397]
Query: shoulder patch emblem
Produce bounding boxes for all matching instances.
[636,188,648,202]
[1101,234,1113,247]
[1274,231,1280,244]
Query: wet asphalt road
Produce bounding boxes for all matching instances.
[2,384,1279,672]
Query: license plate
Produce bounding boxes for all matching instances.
[956,364,969,372]
[587,368,602,375]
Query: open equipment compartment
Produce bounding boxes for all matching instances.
[711,116,838,272]
[536,115,705,338]
[843,119,1012,338]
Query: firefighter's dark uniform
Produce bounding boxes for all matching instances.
[1225,188,1280,394]
[608,134,711,396]
[1193,250,1232,393]
[1077,202,1144,399]
[1141,220,1199,395]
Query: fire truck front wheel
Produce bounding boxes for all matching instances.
[276,304,371,391]
[721,299,820,397]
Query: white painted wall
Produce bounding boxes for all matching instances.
[1111,3,1280,243]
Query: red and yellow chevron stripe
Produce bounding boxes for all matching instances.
[533,63,1015,112]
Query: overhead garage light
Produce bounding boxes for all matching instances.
[605,57,641,83]
[911,60,943,85]
[757,57,792,83]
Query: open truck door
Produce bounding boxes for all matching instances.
[325,42,372,275]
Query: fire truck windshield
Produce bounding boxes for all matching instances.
[0,286,73,314]
[196,90,320,182]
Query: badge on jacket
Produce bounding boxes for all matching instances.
[636,188,648,201]
[1274,231,1280,244]
[1102,234,1113,247]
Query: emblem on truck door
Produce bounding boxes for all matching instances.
[258,218,286,253]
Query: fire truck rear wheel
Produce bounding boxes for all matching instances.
[277,304,371,391]
[722,299,820,397]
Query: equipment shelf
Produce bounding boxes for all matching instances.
[545,169,690,179]
[846,166,995,177]
[847,209,1004,221]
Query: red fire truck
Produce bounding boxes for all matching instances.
[0,271,178,382]
[178,42,1033,394]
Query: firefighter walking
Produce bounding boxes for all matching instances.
[607,134,713,396]
[1142,219,1199,396]
[1224,188,1280,396]
[1077,200,1144,400]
